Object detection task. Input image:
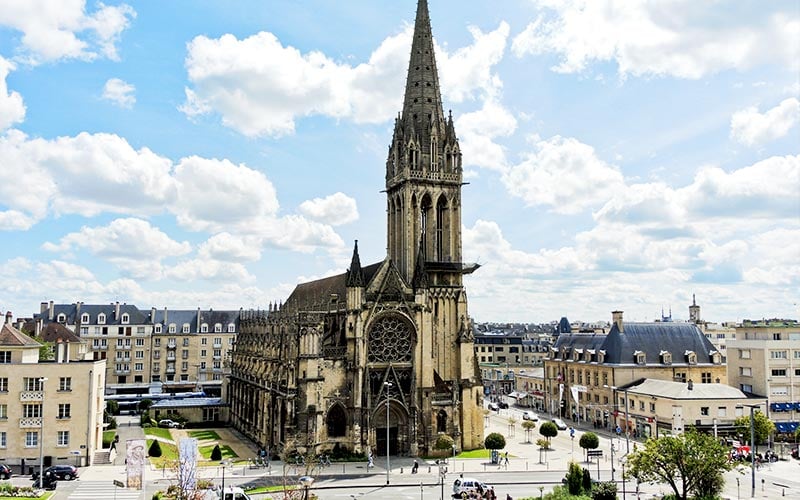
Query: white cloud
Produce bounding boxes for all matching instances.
[36,260,95,281]
[0,57,25,131]
[164,258,254,283]
[502,135,625,214]
[730,97,800,147]
[512,0,800,79]
[102,78,135,108]
[198,233,262,263]
[298,192,358,226]
[0,0,136,64]
[181,22,509,136]
[456,99,517,171]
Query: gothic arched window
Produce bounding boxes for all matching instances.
[437,410,447,433]
[326,404,347,437]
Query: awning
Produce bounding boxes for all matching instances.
[508,391,521,398]
[516,392,528,399]
[775,422,799,433]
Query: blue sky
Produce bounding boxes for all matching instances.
[0,0,797,324]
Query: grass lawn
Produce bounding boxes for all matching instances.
[199,444,238,460]
[188,430,221,441]
[247,485,298,494]
[103,430,116,447]
[455,449,492,459]
[146,439,179,467]
[144,427,173,441]
[0,493,55,499]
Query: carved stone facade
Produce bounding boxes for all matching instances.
[228,0,484,457]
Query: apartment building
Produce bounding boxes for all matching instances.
[0,312,106,469]
[546,311,726,437]
[726,319,800,433]
[32,303,239,397]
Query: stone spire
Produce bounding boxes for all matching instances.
[346,240,364,287]
[400,0,446,149]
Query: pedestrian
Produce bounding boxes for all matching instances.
[506,494,513,500]
[368,451,374,468]
[110,435,118,452]
[503,451,509,465]
[489,486,496,500]
[411,460,418,474]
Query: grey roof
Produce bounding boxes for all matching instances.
[283,262,383,312]
[150,309,240,333]
[554,322,719,365]
[626,379,749,400]
[35,303,148,325]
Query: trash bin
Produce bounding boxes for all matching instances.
[491,450,499,464]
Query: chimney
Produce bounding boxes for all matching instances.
[4,311,11,324]
[48,300,54,321]
[687,379,694,391]
[76,301,82,320]
[197,307,201,332]
[115,301,120,321]
[163,307,168,324]
[40,302,49,314]
[612,311,624,333]
[151,307,156,324]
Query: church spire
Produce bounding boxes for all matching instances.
[401,0,445,138]
[346,240,364,287]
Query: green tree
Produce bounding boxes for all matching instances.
[484,432,506,450]
[138,399,153,412]
[581,467,592,492]
[579,432,600,461]
[591,481,617,500]
[148,440,163,458]
[434,434,455,455]
[626,428,733,500]
[522,420,536,443]
[539,421,558,446]
[565,461,584,495]
[734,410,775,448]
[210,444,222,461]
[106,400,120,415]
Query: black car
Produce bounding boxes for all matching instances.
[44,464,78,480]
[0,463,11,479]
[497,401,509,409]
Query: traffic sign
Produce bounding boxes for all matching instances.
[113,480,125,488]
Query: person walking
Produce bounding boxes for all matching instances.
[503,451,509,466]
[411,460,418,474]
[367,451,374,468]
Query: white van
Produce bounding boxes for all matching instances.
[452,477,490,497]
[199,486,252,500]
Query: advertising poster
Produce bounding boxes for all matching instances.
[126,439,147,489]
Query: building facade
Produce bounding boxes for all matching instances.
[228,0,484,457]
[725,319,800,433]
[0,313,106,469]
[546,311,726,437]
[32,302,238,397]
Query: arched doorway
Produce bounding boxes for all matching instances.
[373,399,409,456]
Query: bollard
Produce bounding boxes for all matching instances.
[428,466,431,473]
[401,467,404,474]
[526,461,528,471]
[342,464,345,474]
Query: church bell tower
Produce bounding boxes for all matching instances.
[386,0,465,286]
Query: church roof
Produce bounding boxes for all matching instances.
[284,262,383,311]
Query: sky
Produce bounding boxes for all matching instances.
[0,0,798,325]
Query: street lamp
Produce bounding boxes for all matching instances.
[737,404,761,499]
[604,384,630,454]
[384,381,393,485]
[38,377,47,489]
[219,458,232,496]
[298,475,314,500]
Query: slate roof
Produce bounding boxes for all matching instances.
[0,322,41,347]
[553,321,719,365]
[627,379,748,400]
[150,309,240,333]
[35,303,149,325]
[283,262,383,312]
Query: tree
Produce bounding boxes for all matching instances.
[484,432,506,450]
[522,420,536,443]
[591,481,617,500]
[579,432,600,462]
[210,444,222,461]
[539,421,558,446]
[148,440,163,458]
[434,434,455,457]
[626,428,733,500]
[564,461,584,495]
[507,416,517,437]
[734,410,775,448]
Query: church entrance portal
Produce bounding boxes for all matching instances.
[373,401,409,456]
[375,427,399,456]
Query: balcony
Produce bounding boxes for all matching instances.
[166,343,177,349]
[114,369,131,375]
[213,342,222,348]
[93,344,108,350]
[19,391,44,402]
[166,367,176,373]
[20,417,42,428]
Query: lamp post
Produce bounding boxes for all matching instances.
[298,476,314,500]
[384,381,393,485]
[737,404,760,499]
[219,458,232,496]
[605,384,630,454]
[38,377,47,489]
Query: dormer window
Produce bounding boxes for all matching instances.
[685,350,697,365]
[81,313,90,324]
[214,323,222,333]
[57,313,66,323]
[573,349,582,362]
[597,350,606,364]
[710,351,722,365]
[98,313,106,325]
[168,323,176,334]
[634,350,646,365]
[121,313,130,325]
[587,349,596,363]
[228,323,235,333]
[154,324,162,334]
[660,351,672,365]
[201,323,208,333]
[182,323,190,334]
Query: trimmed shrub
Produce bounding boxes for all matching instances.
[565,460,583,495]
[484,432,506,450]
[592,481,617,500]
[210,444,222,461]
[148,440,163,457]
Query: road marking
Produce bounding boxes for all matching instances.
[67,480,143,499]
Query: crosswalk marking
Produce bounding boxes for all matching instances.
[67,480,143,499]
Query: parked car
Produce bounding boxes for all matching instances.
[452,477,490,498]
[44,464,78,480]
[552,418,568,430]
[0,463,11,479]
[158,419,183,428]
[522,411,539,421]
[497,401,509,409]
[487,402,499,411]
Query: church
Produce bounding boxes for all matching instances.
[228,0,484,457]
